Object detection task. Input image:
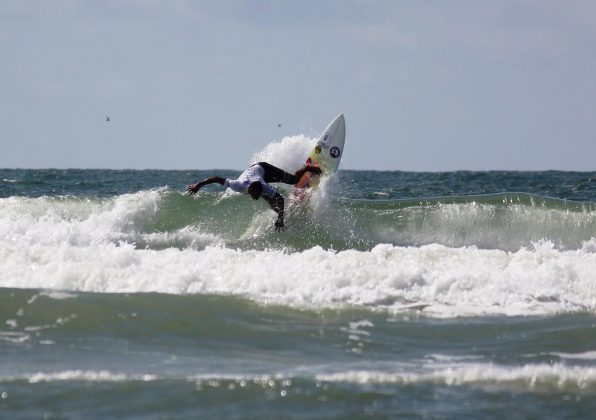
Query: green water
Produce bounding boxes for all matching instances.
[1,169,596,418]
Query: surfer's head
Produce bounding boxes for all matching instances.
[248,181,263,200]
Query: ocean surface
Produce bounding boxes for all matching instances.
[2,138,596,418]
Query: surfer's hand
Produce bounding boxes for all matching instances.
[274,219,285,232]
[187,184,200,195]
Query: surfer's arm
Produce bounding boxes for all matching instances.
[265,192,285,232]
[187,176,226,195]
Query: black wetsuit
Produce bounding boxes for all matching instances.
[255,162,299,185]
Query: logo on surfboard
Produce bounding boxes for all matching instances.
[330,146,341,158]
[317,132,332,149]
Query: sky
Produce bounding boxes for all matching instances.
[1,0,595,171]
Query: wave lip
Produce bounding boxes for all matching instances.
[3,185,596,252]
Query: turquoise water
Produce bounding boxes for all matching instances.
[2,167,596,418]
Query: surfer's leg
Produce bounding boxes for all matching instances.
[258,162,298,185]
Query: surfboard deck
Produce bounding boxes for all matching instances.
[292,114,346,199]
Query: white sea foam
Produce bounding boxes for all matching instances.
[0,189,221,249]
[0,331,29,344]
[2,237,596,317]
[552,351,596,361]
[6,363,593,394]
[0,370,158,383]
[2,186,596,318]
[317,363,596,393]
[38,291,78,300]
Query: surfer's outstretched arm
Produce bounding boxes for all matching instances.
[264,192,285,232]
[187,176,226,195]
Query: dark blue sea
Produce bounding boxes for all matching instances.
[2,158,596,417]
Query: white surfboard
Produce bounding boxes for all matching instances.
[294,114,346,189]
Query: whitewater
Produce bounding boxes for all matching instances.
[2,135,596,418]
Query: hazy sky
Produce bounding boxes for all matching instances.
[1,0,595,171]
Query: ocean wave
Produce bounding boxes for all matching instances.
[2,186,596,317]
[2,188,596,252]
[2,241,596,317]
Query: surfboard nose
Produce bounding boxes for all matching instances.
[332,114,345,139]
[329,114,345,133]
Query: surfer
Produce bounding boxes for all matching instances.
[187,162,321,232]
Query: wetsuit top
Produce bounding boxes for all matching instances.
[224,164,277,199]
